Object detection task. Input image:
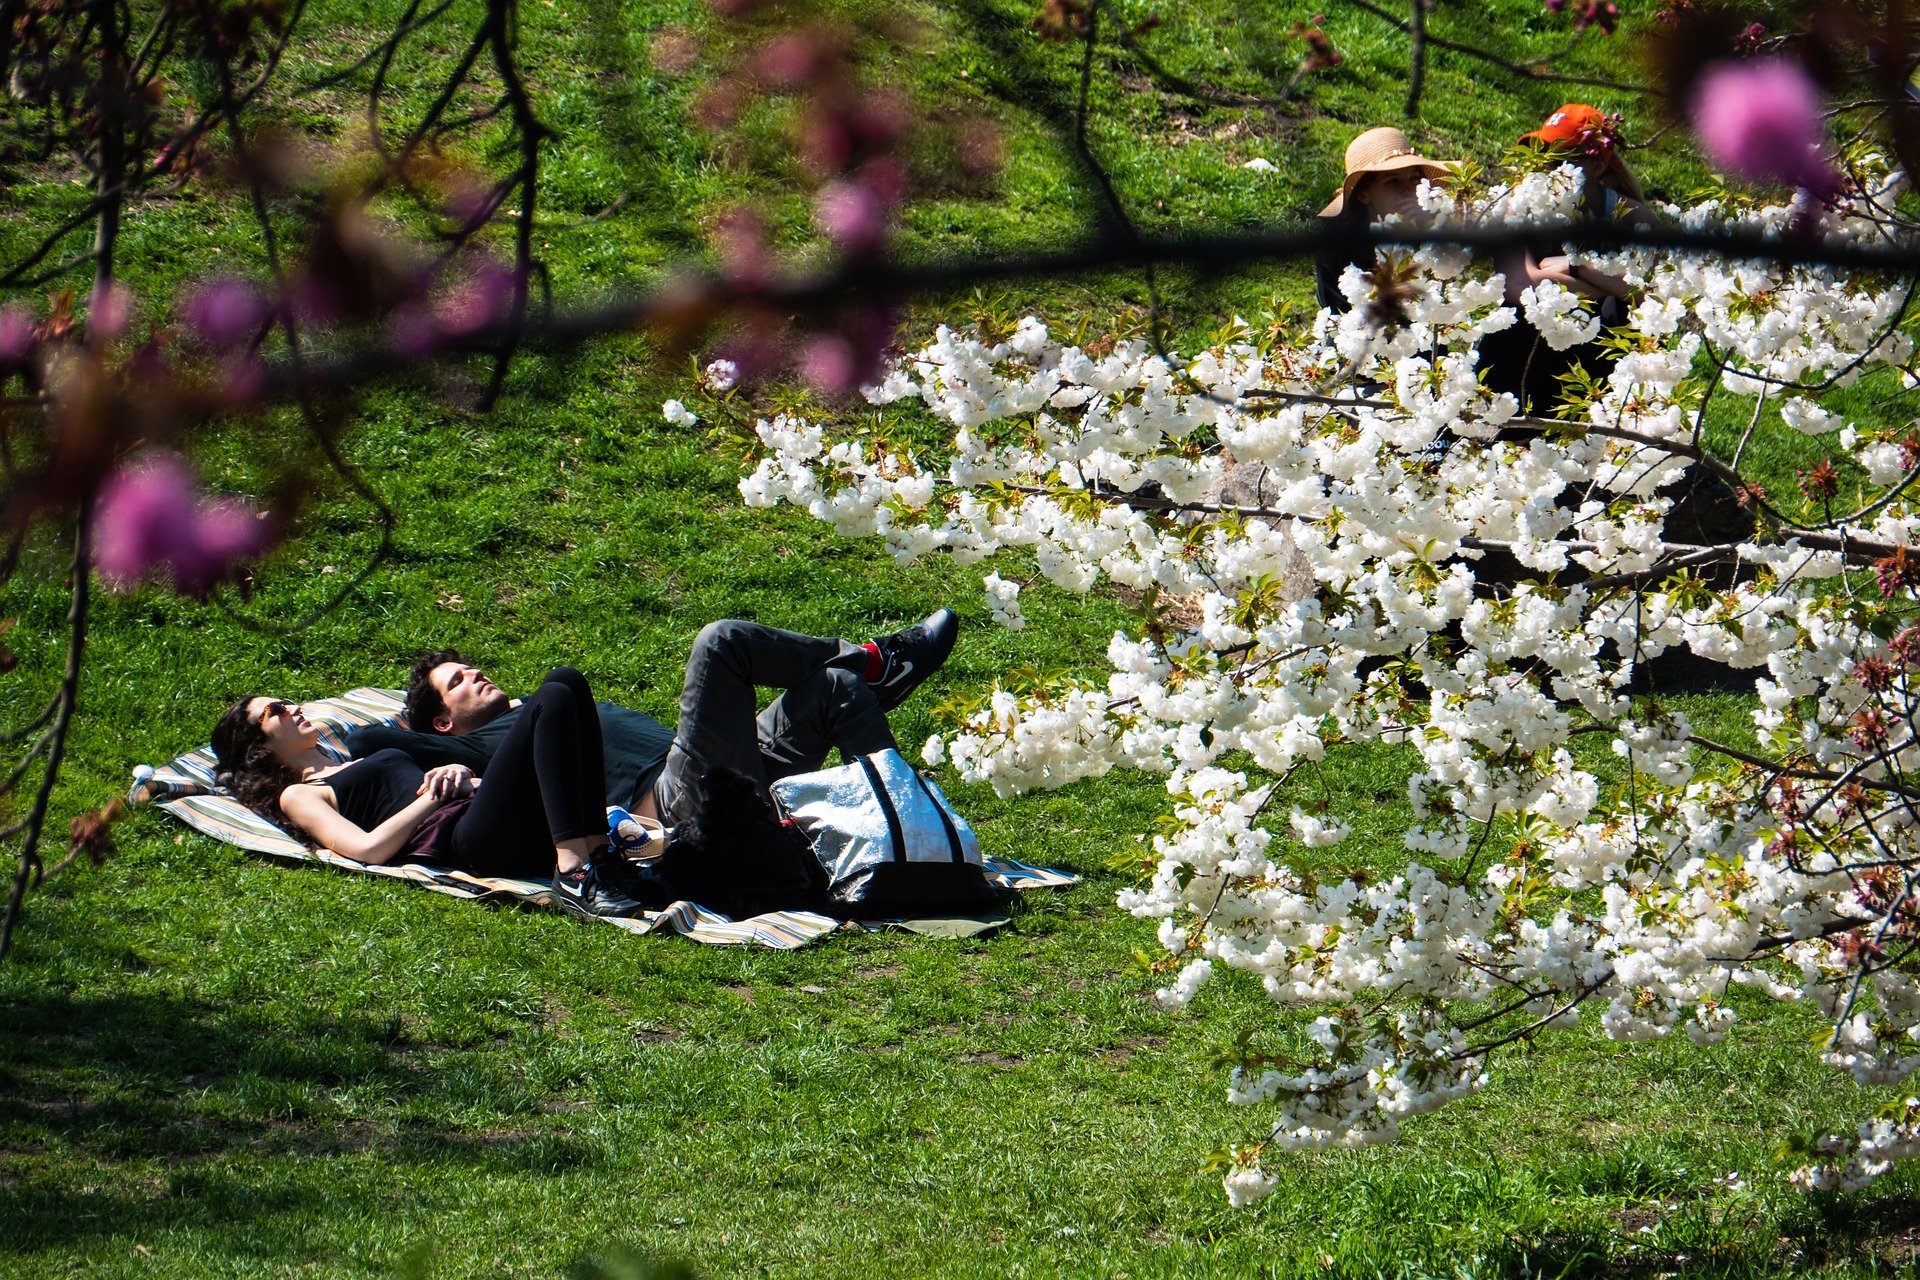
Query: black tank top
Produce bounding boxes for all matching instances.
[323,749,425,830]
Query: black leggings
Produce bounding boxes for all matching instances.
[449,667,607,878]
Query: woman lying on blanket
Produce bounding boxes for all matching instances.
[210,667,647,918]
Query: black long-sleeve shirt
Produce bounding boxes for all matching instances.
[346,701,674,809]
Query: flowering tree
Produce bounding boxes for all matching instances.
[718,110,1920,1197]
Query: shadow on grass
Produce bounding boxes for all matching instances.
[1460,1190,1920,1279]
[1782,1191,1920,1274]
[0,989,611,1252]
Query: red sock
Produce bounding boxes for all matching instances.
[860,641,884,681]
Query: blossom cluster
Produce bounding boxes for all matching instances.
[710,154,1920,1201]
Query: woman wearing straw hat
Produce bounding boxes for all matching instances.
[1315,126,1458,314]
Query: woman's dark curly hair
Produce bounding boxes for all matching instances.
[657,767,827,918]
[210,696,307,840]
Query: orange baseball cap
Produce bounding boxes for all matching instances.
[1521,104,1610,148]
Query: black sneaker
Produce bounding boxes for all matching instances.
[869,607,959,712]
[597,854,678,912]
[552,860,648,919]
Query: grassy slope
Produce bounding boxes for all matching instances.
[2,0,1916,1275]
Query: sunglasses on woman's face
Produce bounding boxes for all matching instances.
[254,700,293,729]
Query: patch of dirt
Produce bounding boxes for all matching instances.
[1102,1034,1169,1063]
[19,1096,100,1125]
[1109,66,1318,151]
[727,984,756,1003]
[631,1023,681,1044]
[472,1126,544,1147]
[249,1116,386,1158]
[1612,1207,1661,1234]
[959,1051,1025,1068]
[1110,582,1209,630]
[855,963,904,980]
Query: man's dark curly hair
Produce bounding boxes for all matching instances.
[405,648,467,734]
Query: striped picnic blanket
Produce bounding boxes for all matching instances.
[131,687,1078,949]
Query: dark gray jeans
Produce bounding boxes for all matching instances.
[652,620,897,825]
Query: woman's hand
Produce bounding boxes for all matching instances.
[1536,254,1631,301]
[1529,254,1587,290]
[419,764,475,801]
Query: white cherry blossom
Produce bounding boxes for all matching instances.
[704,153,1920,1201]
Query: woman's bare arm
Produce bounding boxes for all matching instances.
[279,782,446,865]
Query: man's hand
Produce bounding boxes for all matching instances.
[419,764,475,801]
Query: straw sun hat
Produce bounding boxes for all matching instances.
[1319,126,1456,217]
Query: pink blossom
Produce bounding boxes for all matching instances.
[188,499,268,565]
[799,115,853,173]
[0,304,34,366]
[755,33,828,87]
[180,278,269,349]
[1575,0,1617,34]
[440,173,499,231]
[715,209,773,290]
[94,455,198,583]
[87,281,132,344]
[384,301,443,359]
[850,91,912,147]
[93,454,269,597]
[1850,706,1890,753]
[799,305,895,396]
[1689,59,1837,193]
[435,261,519,337]
[814,174,898,253]
[799,334,859,396]
[1876,547,1915,596]
[956,123,1005,178]
[859,156,910,205]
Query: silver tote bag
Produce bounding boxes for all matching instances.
[769,748,982,896]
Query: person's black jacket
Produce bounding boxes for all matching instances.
[347,701,674,809]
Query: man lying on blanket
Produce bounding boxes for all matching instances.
[346,612,961,919]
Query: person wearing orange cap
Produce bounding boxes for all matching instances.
[1482,104,1655,414]
[1315,126,1458,314]
[1509,103,1652,303]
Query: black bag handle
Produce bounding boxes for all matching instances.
[856,754,908,863]
[912,770,966,863]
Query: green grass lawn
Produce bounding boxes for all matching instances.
[3,0,1918,1275]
